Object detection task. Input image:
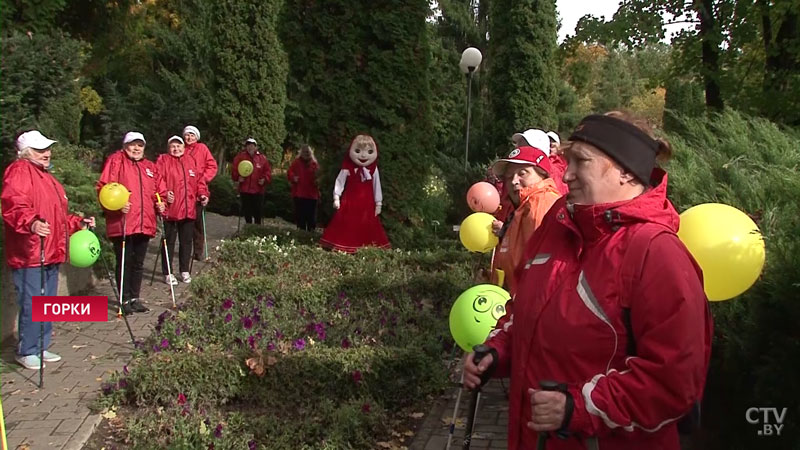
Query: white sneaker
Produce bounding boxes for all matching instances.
[180,272,192,283]
[165,274,178,286]
[16,355,45,370]
[42,350,62,362]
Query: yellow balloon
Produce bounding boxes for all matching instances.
[677,203,765,301]
[99,182,130,211]
[238,160,254,177]
[459,212,499,253]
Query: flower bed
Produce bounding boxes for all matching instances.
[97,225,475,449]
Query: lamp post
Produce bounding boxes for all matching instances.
[460,47,482,169]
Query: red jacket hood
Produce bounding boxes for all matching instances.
[567,169,679,242]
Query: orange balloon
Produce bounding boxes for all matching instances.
[467,182,501,213]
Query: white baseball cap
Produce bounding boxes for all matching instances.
[546,131,561,145]
[16,130,57,151]
[511,129,551,156]
[123,131,146,145]
[245,138,257,145]
[167,135,184,145]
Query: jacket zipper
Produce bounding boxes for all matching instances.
[135,161,144,234]
[180,158,189,219]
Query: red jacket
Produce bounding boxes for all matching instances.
[549,154,569,195]
[486,170,712,450]
[96,151,164,238]
[232,150,271,195]
[185,141,218,184]
[2,160,84,269]
[287,157,320,199]
[156,153,210,221]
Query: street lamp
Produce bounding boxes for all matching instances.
[460,47,482,169]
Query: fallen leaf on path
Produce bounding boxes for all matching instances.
[102,408,117,419]
[409,412,424,419]
[72,344,87,349]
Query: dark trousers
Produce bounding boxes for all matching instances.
[111,233,150,302]
[241,193,264,224]
[162,219,194,275]
[193,203,206,259]
[294,197,317,231]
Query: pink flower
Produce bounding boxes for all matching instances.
[361,403,371,413]
[351,370,362,385]
[222,298,234,310]
[341,338,351,349]
[293,338,306,351]
[224,313,232,323]
[178,393,187,405]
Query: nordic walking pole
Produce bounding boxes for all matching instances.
[96,235,136,345]
[535,381,569,450]
[117,216,127,317]
[39,231,46,388]
[202,205,209,261]
[445,370,466,450]
[463,345,491,450]
[156,194,177,309]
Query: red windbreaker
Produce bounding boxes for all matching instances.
[185,141,218,184]
[2,160,84,269]
[486,170,712,450]
[156,153,209,221]
[287,157,320,200]
[232,150,271,195]
[96,151,164,238]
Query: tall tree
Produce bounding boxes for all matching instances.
[487,0,558,155]
[280,0,434,233]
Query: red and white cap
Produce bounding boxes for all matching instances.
[491,146,552,177]
[511,129,551,156]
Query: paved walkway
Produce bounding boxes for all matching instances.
[408,370,510,450]
[0,212,239,450]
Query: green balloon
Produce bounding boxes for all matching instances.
[449,284,511,352]
[69,229,101,268]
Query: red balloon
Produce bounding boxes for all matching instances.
[467,182,500,213]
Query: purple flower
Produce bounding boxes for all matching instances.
[157,311,170,324]
[265,298,274,308]
[101,382,115,395]
[152,344,161,353]
[160,338,170,349]
[377,292,385,300]
[338,291,346,299]
[208,444,215,450]
[341,338,351,349]
[214,423,223,438]
[247,335,256,350]
[123,365,129,375]
[222,298,234,310]
[175,327,182,336]
[117,378,128,389]
[299,307,306,317]
[293,338,306,351]
[274,330,284,340]
[266,341,275,351]
[241,316,253,329]
[256,295,264,302]
[361,403,371,413]
[224,313,232,323]
[352,370,362,385]
[234,337,243,346]
[248,440,257,450]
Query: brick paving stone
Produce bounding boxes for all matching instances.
[54,418,86,435]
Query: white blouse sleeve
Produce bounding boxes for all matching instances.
[372,168,383,205]
[333,169,349,198]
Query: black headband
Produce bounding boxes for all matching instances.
[568,114,658,184]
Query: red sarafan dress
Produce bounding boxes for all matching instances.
[320,136,390,253]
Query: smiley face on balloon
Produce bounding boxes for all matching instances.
[449,284,510,352]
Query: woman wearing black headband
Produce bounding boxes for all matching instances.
[463,112,713,450]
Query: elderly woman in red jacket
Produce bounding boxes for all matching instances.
[232,138,271,225]
[156,136,209,285]
[464,112,713,450]
[287,144,320,231]
[97,132,165,315]
[183,125,217,261]
[2,130,95,369]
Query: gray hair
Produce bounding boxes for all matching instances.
[17,147,35,160]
